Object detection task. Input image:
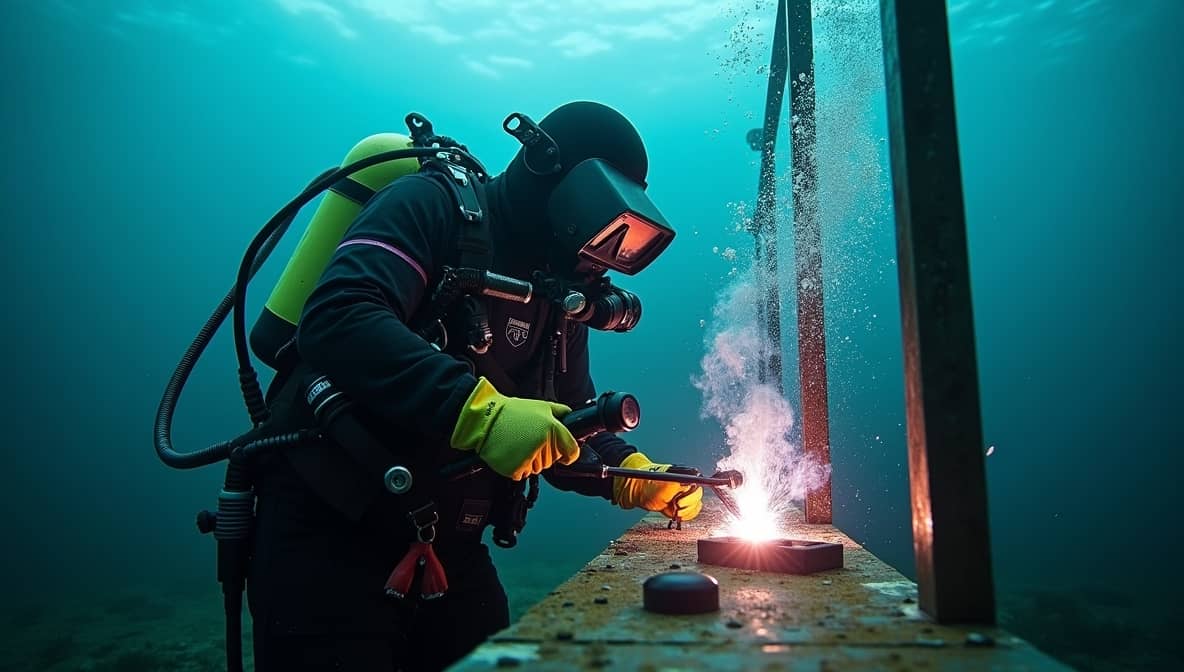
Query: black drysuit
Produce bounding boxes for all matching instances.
[247,171,639,672]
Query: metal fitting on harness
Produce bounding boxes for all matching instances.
[434,267,534,307]
[305,374,348,426]
[408,502,439,544]
[463,295,492,354]
[386,501,448,601]
[420,268,534,354]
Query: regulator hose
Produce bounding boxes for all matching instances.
[153,208,299,469]
[156,145,483,470]
[230,147,482,425]
[153,167,328,469]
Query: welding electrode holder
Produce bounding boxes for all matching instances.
[436,390,748,521]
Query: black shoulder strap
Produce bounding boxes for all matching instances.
[422,161,493,270]
[419,161,558,402]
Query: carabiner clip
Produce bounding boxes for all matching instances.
[408,503,439,544]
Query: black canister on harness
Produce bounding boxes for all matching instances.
[490,476,539,549]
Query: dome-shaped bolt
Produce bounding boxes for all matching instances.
[384,466,413,494]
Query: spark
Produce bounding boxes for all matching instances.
[695,269,829,544]
[722,487,783,541]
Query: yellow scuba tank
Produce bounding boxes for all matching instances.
[250,133,421,369]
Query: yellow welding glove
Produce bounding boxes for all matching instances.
[611,452,704,521]
[450,377,580,481]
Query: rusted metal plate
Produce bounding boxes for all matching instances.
[698,536,843,574]
[450,499,1069,671]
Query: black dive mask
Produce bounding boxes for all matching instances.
[546,158,675,277]
[501,107,673,280]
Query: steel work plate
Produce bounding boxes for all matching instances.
[698,536,844,574]
[452,504,1071,671]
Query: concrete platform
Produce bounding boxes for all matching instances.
[451,498,1071,671]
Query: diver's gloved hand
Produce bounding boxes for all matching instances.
[611,452,704,521]
[450,377,580,481]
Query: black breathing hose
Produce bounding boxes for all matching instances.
[153,287,243,469]
[153,209,298,469]
[157,146,483,470]
[230,147,480,424]
[153,165,329,469]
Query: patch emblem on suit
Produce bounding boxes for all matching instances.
[456,499,492,532]
[506,317,531,348]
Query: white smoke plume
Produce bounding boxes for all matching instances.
[692,268,830,539]
[694,0,890,537]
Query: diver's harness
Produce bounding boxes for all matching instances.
[153,112,643,672]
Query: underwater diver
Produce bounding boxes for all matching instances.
[243,101,704,671]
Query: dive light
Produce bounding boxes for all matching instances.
[564,390,640,441]
[562,285,643,333]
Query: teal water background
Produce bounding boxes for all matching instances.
[1,1,1181,670]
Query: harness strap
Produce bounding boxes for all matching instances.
[419,163,527,396]
[421,160,492,270]
[272,364,440,531]
[329,176,376,205]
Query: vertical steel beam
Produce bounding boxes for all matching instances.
[751,0,789,390]
[750,0,832,524]
[879,0,995,623]
[788,0,832,524]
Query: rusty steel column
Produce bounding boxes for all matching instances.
[749,0,832,524]
[879,0,995,623]
[751,0,789,389]
[788,0,832,524]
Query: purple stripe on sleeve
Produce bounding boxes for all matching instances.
[336,238,428,286]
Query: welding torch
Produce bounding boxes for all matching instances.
[439,391,745,520]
